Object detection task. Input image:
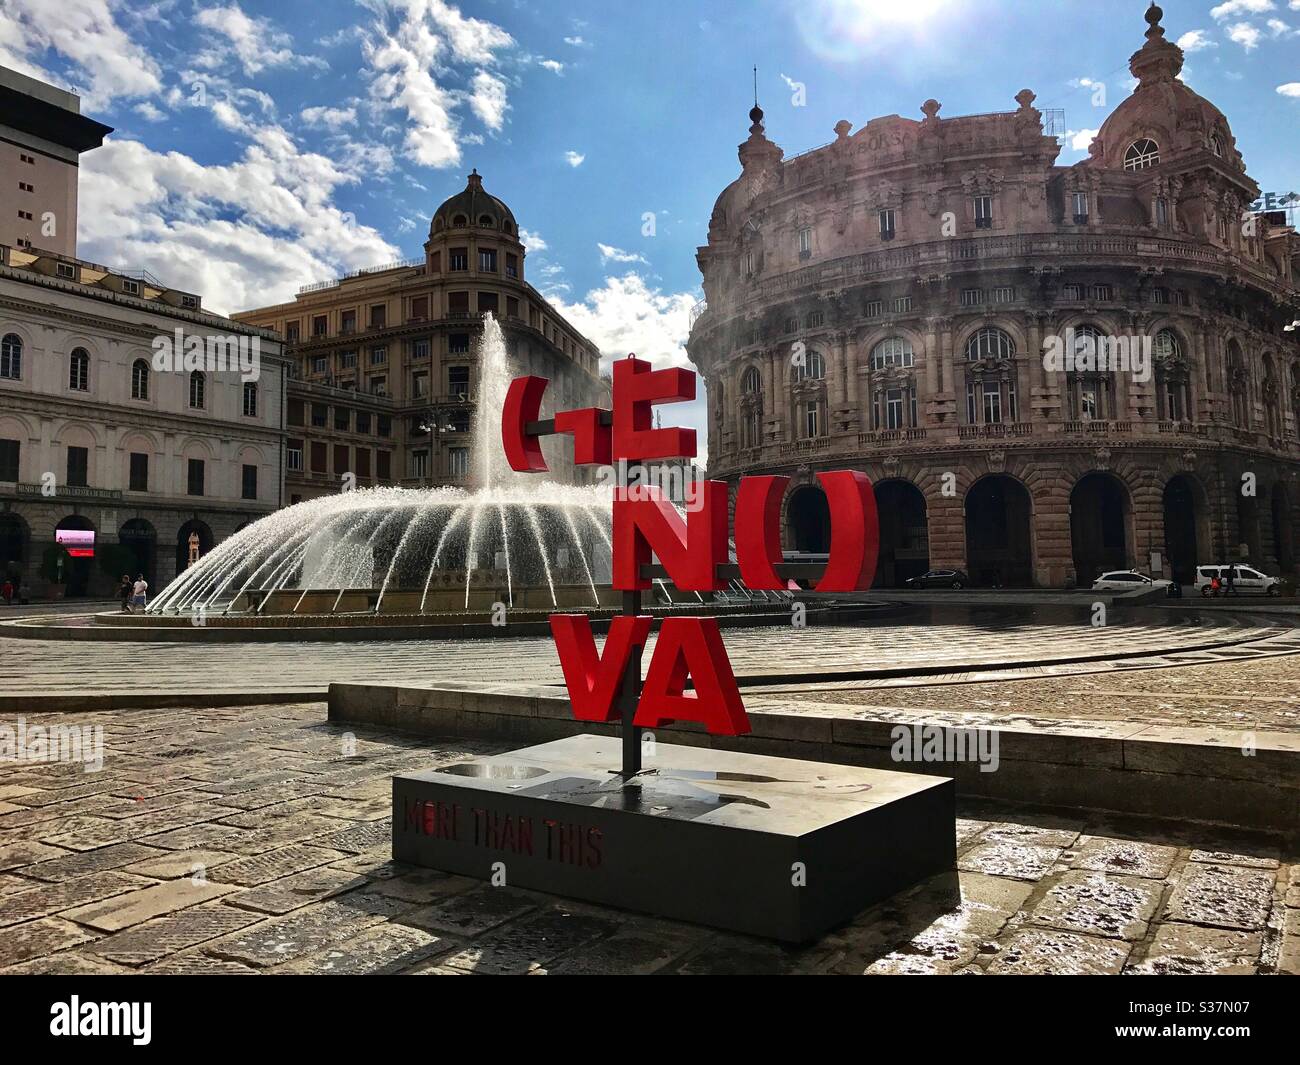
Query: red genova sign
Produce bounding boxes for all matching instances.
[503,356,879,738]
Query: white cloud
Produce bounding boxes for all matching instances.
[563,35,588,46]
[194,3,325,76]
[1064,128,1099,151]
[362,0,515,169]
[564,150,586,167]
[469,69,508,131]
[78,127,398,315]
[1267,16,1297,33]
[551,274,697,371]
[1210,0,1275,17]
[134,101,166,122]
[1278,82,1300,95]
[1176,29,1217,51]
[0,0,163,107]
[539,58,564,73]
[519,228,548,251]
[597,243,648,265]
[300,105,358,131]
[1226,21,1264,47]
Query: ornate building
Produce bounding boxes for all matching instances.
[235,171,607,502]
[687,5,1300,587]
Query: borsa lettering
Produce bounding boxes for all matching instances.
[503,357,880,737]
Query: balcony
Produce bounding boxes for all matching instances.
[957,422,1033,440]
[1060,420,1133,435]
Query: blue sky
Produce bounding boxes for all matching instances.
[2,0,1298,387]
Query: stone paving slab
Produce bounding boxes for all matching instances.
[0,701,1293,975]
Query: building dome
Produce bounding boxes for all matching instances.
[430,169,518,238]
[1090,5,1240,172]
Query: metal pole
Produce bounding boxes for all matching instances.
[620,588,642,778]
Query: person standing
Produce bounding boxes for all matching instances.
[1,578,12,606]
[118,574,133,613]
[131,574,148,613]
[1225,566,1237,596]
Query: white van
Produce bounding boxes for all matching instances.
[1194,565,1281,597]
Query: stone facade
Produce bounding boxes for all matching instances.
[234,171,609,502]
[687,6,1300,587]
[0,245,289,599]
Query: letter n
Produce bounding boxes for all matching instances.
[634,617,750,736]
[612,483,727,591]
[550,614,652,722]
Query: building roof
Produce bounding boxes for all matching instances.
[430,170,517,237]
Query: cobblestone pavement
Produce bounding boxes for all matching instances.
[0,703,1294,975]
[0,611,1283,699]
[760,650,1300,734]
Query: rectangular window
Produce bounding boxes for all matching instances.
[804,400,820,439]
[312,356,328,374]
[960,288,983,307]
[449,333,470,355]
[287,445,303,472]
[1148,287,1169,305]
[798,227,812,257]
[370,304,386,329]
[506,296,519,319]
[370,377,387,396]
[1093,284,1113,301]
[356,411,371,435]
[506,253,518,278]
[412,338,430,359]
[744,251,754,277]
[412,371,428,398]
[410,296,428,321]
[892,296,912,313]
[312,315,328,337]
[334,444,349,474]
[288,399,304,426]
[449,365,470,397]
[992,286,1015,303]
[878,209,896,240]
[478,249,497,273]
[449,291,470,315]
[121,278,140,295]
[806,311,824,328]
[1156,197,1169,228]
[334,407,350,431]
[377,450,391,480]
[429,251,441,273]
[369,346,387,365]
[241,464,258,500]
[355,449,371,478]
[187,458,204,496]
[983,386,1002,424]
[311,404,327,428]
[340,350,357,368]
[449,447,469,479]
[285,320,301,343]
[341,309,356,334]
[66,446,88,487]
[0,439,20,481]
[129,452,148,492]
[974,195,993,228]
[966,382,977,424]
[377,415,391,437]
[449,248,468,271]
[1072,190,1089,223]
[478,291,499,315]
[1062,284,1083,300]
[411,450,429,479]
[864,300,883,318]
[310,442,327,473]
[57,262,76,280]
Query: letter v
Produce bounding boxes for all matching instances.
[550,614,652,722]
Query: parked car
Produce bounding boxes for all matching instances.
[1091,570,1172,592]
[1194,565,1281,597]
[905,569,971,589]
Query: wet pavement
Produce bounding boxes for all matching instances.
[0,702,1294,975]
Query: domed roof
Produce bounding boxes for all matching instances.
[430,170,517,237]
[1090,5,1239,171]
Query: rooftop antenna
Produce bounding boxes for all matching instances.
[753,65,758,108]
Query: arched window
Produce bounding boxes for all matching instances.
[739,366,763,449]
[0,333,21,380]
[478,214,494,227]
[68,347,89,391]
[742,366,762,393]
[1065,325,1114,421]
[1226,340,1249,428]
[242,381,258,417]
[1124,139,1160,171]
[796,350,825,381]
[131,359,150,400]
[503,221,514,235]
[965,327,1015,362]
[871,337,915,370]
[189,370,206,409]
[1210,134,1224,158]
[452,214,467,227]
[1262,356,1283,439]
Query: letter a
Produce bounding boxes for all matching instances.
[550,614,652,722]
[634,617,750,736]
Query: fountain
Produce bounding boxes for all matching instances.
[146,314,632,618]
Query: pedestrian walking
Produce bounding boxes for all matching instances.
[1,578,12,605]
[1225,566,1237,596]
[118,574,133,613]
